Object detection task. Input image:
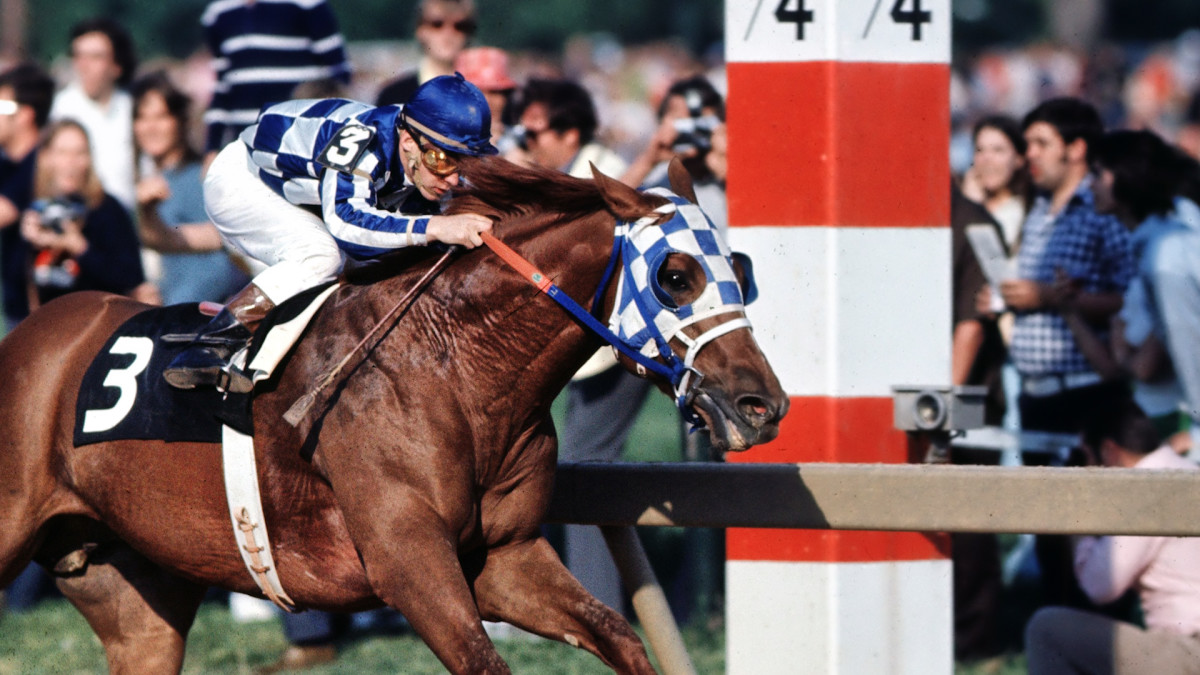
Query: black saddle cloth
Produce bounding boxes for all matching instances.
[73,303,251,447]
[72,283,337,448]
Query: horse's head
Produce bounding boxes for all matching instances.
[591,161,787,452]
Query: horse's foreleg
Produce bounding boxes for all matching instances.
[471,537,656,674]
[352,515,511,674]
[54,541,205,675]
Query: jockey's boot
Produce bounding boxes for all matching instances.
[163,283,275,393]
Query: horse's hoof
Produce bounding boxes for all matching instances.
[256,644,337,673]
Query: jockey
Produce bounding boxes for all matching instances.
[163,73,497,392]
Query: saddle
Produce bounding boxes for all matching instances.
[74,283,338,448]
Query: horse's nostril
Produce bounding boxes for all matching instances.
[737,395,774,427]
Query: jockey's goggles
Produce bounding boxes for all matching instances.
[412,132,462,177]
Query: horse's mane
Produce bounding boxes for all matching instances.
[446,156,610,222]
[343,157,618,285]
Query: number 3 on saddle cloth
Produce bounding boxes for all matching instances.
[73,283,338,447]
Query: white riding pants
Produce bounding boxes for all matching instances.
[204,142,345,304]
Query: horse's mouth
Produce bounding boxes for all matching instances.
[691,389,781,453]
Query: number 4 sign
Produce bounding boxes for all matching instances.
[731,0,948,64]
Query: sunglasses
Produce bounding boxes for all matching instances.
[413,133,461,177]
[422,17,477,34]
[521,126,552,145]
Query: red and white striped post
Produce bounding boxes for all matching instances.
[724,1,952,672]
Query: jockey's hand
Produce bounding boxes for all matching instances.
[427,213,493,249]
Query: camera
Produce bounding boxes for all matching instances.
[32,197,86,234]
[671,114,720,154]
[891,385,987,432]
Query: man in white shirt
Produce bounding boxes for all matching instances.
[50,18,137,210]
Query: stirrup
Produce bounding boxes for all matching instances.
[218,363,255,394]
[164,359,255,394]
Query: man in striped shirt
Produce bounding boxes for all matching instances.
[201,0,352,160]
[164,73,496,392]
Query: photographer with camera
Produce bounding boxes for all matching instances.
[19,119,144,310]
[621,75,727,230]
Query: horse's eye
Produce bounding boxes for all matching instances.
[659,268,690,293]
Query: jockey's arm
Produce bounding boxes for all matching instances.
[320,169,489,257]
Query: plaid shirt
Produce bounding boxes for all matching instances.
[1011,176,1134,377]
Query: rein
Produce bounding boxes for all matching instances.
[479,231,699,415]
[283,246,459,427]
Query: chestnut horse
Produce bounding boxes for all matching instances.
[0,159,786,673]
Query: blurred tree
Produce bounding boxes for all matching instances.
[1105,0,1200,42]
[19,0,722,65]
[952,0,1045,50]
[19,1,1197,72]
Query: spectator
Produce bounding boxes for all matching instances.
[963,115,1032,433]
[376,0,475,106]
[992,98,1133,436]
[201,0,351,160]
[132,71,247,306]
[19,119,144,310]
[0,63,55,330]
[1025,398,1200,674]
[1059,130,1196,443]
[961,114,1032,252]
[621,75,726,230]
[987,98,1134,609]
[50,18,138,210]
[455,47,518,153]
[513,78,627,179]
[952,184,1009,426]
[513,77,636,614]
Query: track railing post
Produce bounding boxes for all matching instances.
[724,0,954,672]
[601,525,697,675]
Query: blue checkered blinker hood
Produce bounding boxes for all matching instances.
[597,188,758,419]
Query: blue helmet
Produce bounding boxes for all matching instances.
[401,73,499,157]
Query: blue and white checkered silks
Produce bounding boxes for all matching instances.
[607,188,756,411]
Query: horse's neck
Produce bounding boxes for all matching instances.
[319,211,617,427]
[438,209,617,403]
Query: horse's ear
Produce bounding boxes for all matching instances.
[667,158,697,204]
[592,162,655,221]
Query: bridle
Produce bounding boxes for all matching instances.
[482,189,756,428]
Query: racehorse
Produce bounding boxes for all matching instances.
[0,158,786,674]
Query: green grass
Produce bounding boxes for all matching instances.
[0,599,724,674]
[0,598,1026,673]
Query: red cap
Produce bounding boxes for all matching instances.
[455,47,517,92]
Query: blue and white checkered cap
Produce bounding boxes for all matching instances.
[610,188,749,359]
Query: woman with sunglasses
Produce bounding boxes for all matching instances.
[163,73,497,392]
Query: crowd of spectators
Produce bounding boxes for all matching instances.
[951,35,1200,673]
